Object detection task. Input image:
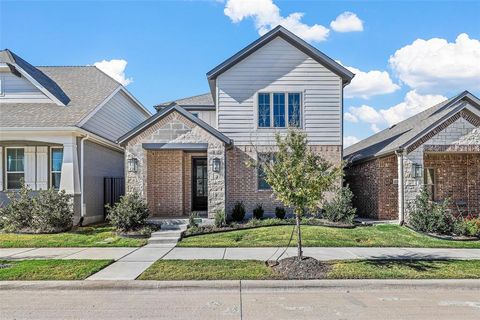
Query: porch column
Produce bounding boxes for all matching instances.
[207,142,226,218]
[60,140,81,194]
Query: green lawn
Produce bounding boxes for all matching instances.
[0,259,112,280]
[0,225,147,248]
[178,224,480,248]
[138,260,279,280]
[138,259,480,280]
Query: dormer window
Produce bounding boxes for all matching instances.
[258,92,302,128]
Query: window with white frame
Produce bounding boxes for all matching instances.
[50,148,63,189]
[6,148,24,189]
[258,92,301,128]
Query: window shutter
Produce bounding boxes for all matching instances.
[36,146,48,190]
[24,146,36,189]
[0,146,3,191]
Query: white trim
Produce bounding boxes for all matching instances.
[0,127,123,152]
[4,146,25,190]
[12,63,65,106]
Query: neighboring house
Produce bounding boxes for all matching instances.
[118,26,354,218]
[344,91,480,223]
[0,49,151,224]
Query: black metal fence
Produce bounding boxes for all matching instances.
[104,177,125,218]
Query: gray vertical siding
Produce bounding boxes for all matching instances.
[82,90,149,141]
[217,37,342,145]
[83,140,124,223]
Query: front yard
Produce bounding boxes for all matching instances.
[178,224,480,248]
[0,259,113,280]
[0,225,147,248]
[138,259,480,280]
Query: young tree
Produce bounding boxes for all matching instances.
[254,129,342,259]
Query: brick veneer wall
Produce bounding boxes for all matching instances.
[345,154,398,220]
[226,145,342,215]
[424,153,480,214]
[147,150,184,216]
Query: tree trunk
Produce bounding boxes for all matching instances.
[296,214,303,259]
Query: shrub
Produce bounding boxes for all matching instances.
[231,201,245,222]
[106,192,149,232]
[322,186,357,223]
[0,183,34,232]
[453,216,480,237]
[252,203,264,219]
[408,188,454,235]
[275,207,286,219]
[189,212,198,228]
[31,188,73,233]
[214,209,226,228]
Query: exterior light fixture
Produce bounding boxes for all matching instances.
[127,157,139,173]
[212,158,221,173]
[412,163,422,178]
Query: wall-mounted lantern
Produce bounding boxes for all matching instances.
[212,157,221,173]
[127,157,139,173]
[412,163,422,178]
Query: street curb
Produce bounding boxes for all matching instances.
[2,279,480,291]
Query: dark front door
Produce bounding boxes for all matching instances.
[192,158,208,211]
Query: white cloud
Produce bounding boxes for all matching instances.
[343,135,360,148]
[330,12,363,32]
[344,65,400,99]
[379,90,446,126]
[347,90,447,132]
[224,0,329,42]
[94,59,132,86]
[389,33,480,92]
[344,112,358,123]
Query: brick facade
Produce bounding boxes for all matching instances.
[227,145,342,215]
[424,153,480,214]
[345,154,398,220]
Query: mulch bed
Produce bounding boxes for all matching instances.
[268,256,331,279]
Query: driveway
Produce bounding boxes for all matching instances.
[1,280,479,319]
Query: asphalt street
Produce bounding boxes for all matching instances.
[1,280,480,319]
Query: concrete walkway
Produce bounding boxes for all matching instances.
[3,246,480,280]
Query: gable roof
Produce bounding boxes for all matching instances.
[0,65,122,128]
[117,104,232,145]
[206,26,355,97]
[154,93,214,112]
[344,91,480,163]
[1,49,70,105]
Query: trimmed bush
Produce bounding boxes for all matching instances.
[0,183,34,232]
[453,216,480,237]
[106,192,149,233]
[31,188,73,233]
[322,186,356,223]
[253,203,264,219]
[275,207,286,219]
[0,183,73,233]
[408,188,454,235]
[189,212,198,228]
[214,209,226,228]
[231,201,245,222]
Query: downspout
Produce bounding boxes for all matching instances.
[79,135,89,226]
[395,148,405,225]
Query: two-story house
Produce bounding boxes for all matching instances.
[0,49,151,224]
[119,26,354,218]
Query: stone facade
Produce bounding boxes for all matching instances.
[125,111,226,218]
[226,144,342,215]
[345,155,398,220]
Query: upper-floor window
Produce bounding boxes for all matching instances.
[6,147,24,189]
[258,92,301,128]
[51,148,63,189]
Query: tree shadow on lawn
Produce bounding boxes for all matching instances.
[363,253,453,272]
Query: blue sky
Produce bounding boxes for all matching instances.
[1,0,479,146]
